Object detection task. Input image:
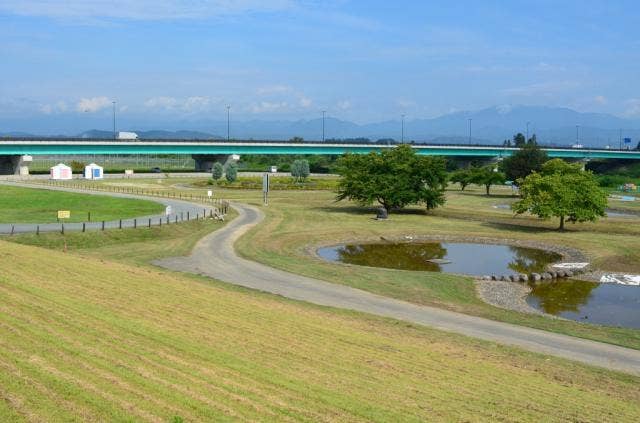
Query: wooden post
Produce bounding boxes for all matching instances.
[88,211,91,222]
[82,222,86,233]
[134,219,137,229]
[102,221,105,231]
[61,224,64,235]
[36,225,39,236]
[148,218,151,227]
[10,225,14,236]
[119,219,122,229]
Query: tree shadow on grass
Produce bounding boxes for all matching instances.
[479,220,565,234]
[313,205,429,216]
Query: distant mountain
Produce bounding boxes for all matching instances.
[3,105,639,147]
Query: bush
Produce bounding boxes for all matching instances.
[211,162,224,181]
[225,163,238,182]
[291,159,310,182]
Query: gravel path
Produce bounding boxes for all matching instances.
[156,202,640,376]
[475,279,542,315]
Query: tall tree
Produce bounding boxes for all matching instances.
[501,141,548,183]
[450,168,473,191]
[512,159,607,230]
[513,133,526,147]
[291,159,310,182]
[211,162,224,181]
[336,145,447,212]
[469,165,506,195]
[225,163,238,182]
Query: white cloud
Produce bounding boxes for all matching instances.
[0,0,295,20]
[257,85,292,95]
[40,100,68,114]
[594,95,608,105]
[624,99,640,117]
[144,96,178,109]
[249,101,289,113]
[336,100,351,110]
[299,96,312,108]
[76,96,111,113]
[183,96,211,112]
[501,81,580,97]
[144,96,214,112]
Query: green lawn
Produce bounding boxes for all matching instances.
[0,239,638,421]
[0,185,164,223]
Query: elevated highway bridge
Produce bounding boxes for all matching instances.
[1,138,639,174]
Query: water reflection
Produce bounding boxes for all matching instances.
[317,242,561,277]
[527,280,640,329]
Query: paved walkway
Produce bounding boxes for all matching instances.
[156,202,640,376]
[0,182,218,234]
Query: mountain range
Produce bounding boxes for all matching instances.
[2,105,639,148]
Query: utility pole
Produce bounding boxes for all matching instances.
[322,110,326,142]
[226,105,230,142]
[401,114,405,143]
[526,121,530,141]
[112,101,116,140]
[619,128,622,150]
[468,118,472,145]
[576,125,580,145]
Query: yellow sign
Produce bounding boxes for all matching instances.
[57,210,71,219]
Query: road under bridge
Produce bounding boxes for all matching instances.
[1,138,639,174]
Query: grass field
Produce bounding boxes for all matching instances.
[1,239,639,421]
[0,185,164,223]
[11,178,640,350]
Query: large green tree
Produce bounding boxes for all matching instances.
[290,159,310,182]
[512,159,607,230]
[449,168,474,191]
[469,165,506,195]
[501,141,548,183]
[225,163,238,182]
[211,162,224,181]
[335,145,447,212]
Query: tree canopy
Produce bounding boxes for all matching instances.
[290,159,310,182]
[225,162,238,182]
[211,162,224,181]
[512,159,608,230]
[335,144,447,212]
[449,168,474,191]
[469,165,506,195]
[501,141,548,183]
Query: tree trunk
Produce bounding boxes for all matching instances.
[559,215,565,231]
[485,184,490,195]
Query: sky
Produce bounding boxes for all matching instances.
[1,0,640,131]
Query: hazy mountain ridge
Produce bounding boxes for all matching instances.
[2,105,639,147]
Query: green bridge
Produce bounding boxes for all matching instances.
[1,139,639,174]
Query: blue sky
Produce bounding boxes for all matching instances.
[1,0,639,128]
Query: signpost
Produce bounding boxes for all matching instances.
[262,173,270,205]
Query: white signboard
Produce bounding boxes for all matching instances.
[165,205,172,216]
[207,190,213,197]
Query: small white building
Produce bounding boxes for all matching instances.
[84,163,104,180]
[50,163,72,180]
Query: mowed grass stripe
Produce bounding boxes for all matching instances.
[0,242,639,421]
[0,185,164,224]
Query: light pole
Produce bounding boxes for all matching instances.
[526,121,530,141]
[619,128,622,150]
[112,101,116,140]
[401,114,405,143]
[226,105,230,142]
[468,118,472,145]
[322,110,326,142]
[576,125,580,146]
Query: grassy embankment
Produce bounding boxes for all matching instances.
[12,177,640,350]
[1,239,639,421]
[0,185,164,223]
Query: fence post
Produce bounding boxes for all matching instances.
[61,224,64,235]
[159,217,162,227]
[36,225,39,236]
[134,218,137,229]
[82,223,86,233]
[175,215,178,223]
[119,219,122,229]
[148,218,151,227]
[166,216,170,225]
[187,211,190,221]
[102,221,105,231]
[88,212,91,222]
[10,225,14,236]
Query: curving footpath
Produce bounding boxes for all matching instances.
[156,202,640,376]
[0,182,218,234]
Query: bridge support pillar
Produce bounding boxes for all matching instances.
[192,154,239,172]
[0,155,32,176]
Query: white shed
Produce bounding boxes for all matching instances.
[50,163,72,180]
[84,163,104,180]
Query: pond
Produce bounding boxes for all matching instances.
[527,281,640,329]
[317,242,562,276]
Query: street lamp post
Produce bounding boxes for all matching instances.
[468,118,472,145]
[576,125,580,146]
[322,110,326,142]
[226,105,230,142]
[401,114,405,143]
[112,101,116,140]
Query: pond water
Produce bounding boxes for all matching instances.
[527,281,640,329]
[317,242,562,276]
